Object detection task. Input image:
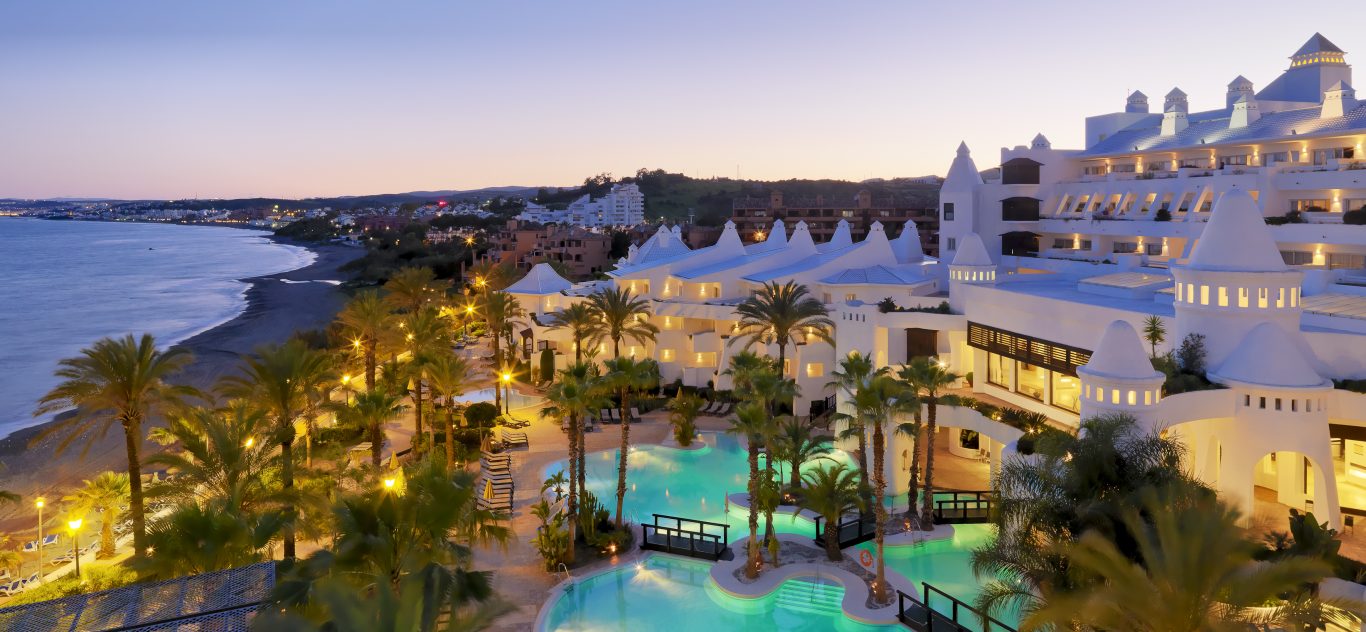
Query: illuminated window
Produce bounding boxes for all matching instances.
[1016,362,1047,401]
[1258,288,1268,309]
[805,363,824,378]
[845,293,857,302]
[660,348,675,362]
[783,359,791,375]
[1176,282,1183,301]
[1186,284,1195,303]
[1276,288,1285,308]
[987,352,1014,389]
[1127,390,1136,406]
[1144,391,1152,405]
[1238,288,1249,308]
[694,352,717,365]
[1292,288,1300,306]
[1111,389,1120,405]
[1200,285,1209,305]
[1218,287,1228,307]
[1051,372,1080,413]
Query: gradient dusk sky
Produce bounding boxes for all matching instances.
[2,1,1363,200]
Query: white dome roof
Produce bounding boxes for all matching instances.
[504,262,572,295]
[1186,190,1287,272]
[1078,320,1162,381]
[950,233,993,267]
[1210,322,1329,389]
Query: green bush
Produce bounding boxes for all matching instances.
[1154,208,1172,222]
[464,402,499,428]
[5,565,139,605]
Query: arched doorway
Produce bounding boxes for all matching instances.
[1250,451,1332,528]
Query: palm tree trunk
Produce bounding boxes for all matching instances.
[906,414,923,524]
[123,417,147,559]
[99,514,115,559]
[854,416,873,511]
[445,406,456,466]
[492,336,503,412]
[305,415,316,468]
[413,379,424,456]
[614,389,630,528]
[746,445,760,579]
[365,341,377,392]
[566,413,579,563]
[920,401,938,528]
[872,423,889,603]
[282,437,296,559]
[824,517,841,562]
[790,456,801,489]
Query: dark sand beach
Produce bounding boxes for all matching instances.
[0,239,361,532]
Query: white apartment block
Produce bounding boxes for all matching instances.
[518,182,645,227]
[507,33,1366,531]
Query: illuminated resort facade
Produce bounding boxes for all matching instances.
[507,33,1366,529]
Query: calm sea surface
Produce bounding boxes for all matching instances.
[0,218,314,438]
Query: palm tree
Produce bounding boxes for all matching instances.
[0,535,20,578]
[424,352,471,466]
[543,303,604,364]
[852,372,910,604]
[146,403,281,512]
[773,416,833,489]
[63,471,130,559]
[745,367,796,545]
[1142,314,1167,359]
[732,280,834,390]
[540,363,605,561]
[1024,489,1341,631]
[138,500,285,580]
[799,462,864,562]
[467,259,512,294]
[723,351,772,395]
[666,391,705,447]
[897,356,961,528]
[726,402,770,579]
[384,266,447,314]
[334,390,406,468]
[827,351,877,509]
[602,357,659,527]
[337,290,391,391]
[401,306,452,456]
[221,339,336,559]
[587,286,659,359]
[0,490,17,505]
[480,291,526,412]
[34,333,196,559]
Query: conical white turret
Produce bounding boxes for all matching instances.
[1077,320,1166,428]
[947,233,995,312]
[943,142,983,192]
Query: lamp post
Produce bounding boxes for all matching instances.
[68,518,82,578]
[500,371,513,415]
[34,497,44,583]
[341,374,353,405]
[463,304,475,341]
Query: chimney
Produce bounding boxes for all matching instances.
[1164,88,1188,114]
[1226,76,1255,108]
[1160,107,1189,136]
[1322,81,1358,119]
[1230,95,1261,128]
[1125,90,1149,113]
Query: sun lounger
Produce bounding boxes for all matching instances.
[628,407,642,422]
[0,580,24,597]
[715,402,732,416]
[481,451,511,463]
[700,402,717,415]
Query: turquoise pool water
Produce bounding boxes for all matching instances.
[539,554,897,632]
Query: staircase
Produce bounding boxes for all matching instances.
[773,579,844,618]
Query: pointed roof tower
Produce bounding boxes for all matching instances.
[505,262,573,295]
[942,142,983,192]
[1211,323,1329,389]
[890,219,924,264]
[950,233,993,267]
[1259,33,1351,103]
[823,219,853,250]
[1186,190,1286,272]
[1031,133,1051,149]
[1079,321,1163,382]
[1294,32,1346,58]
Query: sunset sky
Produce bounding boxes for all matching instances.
[2,1,1362,199]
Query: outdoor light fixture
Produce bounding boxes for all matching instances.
[244,437,255,448]
[68,518,83,577]
[383,477,396,490]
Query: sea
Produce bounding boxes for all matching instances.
[0,218,315,439]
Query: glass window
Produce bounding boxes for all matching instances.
[1051,372,1080,413]
[660,348,675,362]
[805,362,824,378]
[987,352,1014,389]
[694,352,716,366]
[1016,361,1047,401]
[943,202,955,221]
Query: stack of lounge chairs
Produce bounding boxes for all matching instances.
[477,451,514,513]
[500,430,528,449]
[0,573,40,598]
[499,414,530,430]
[701,401,733,416]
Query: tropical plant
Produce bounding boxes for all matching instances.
[971,413,1209,619]
[726,402,770,578]
[33,333,197,559]
[466,259,513,294]
[480,292,526,412]
[852,372,912,603]
[383,266,448,314]
[753,476,784,568]
[530,498,570,572]
[424,352,471,466]
[772,416,832,489]
[333,390,406,468]
[1023,489,1348,631]
[220,339,336,559]
[897,356,961,527]
[743,367,795,545]
[540,363,607,561]
[731,280,834,393]
[586,286,659,358]
[63,471,130,559]
[400,306,452,456]
[540,472,568,503]
[137,500,286,580]
[827,351,877,509]
[0,534,20,577]
[666,391,705,447]
[799,461,864,562]
[337,290,392,391]
[146,403,282,512]
[1177,332,1209,374]
[1141,315,1166,358]
[543,303,604,364]
[602,357,659,527]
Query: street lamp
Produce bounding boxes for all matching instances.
[383,477,396,491]
[68,518,82,578]
[500,372,513,414]
[34,497,44,582]
[463,304,475,340]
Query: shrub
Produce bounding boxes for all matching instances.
[464,402,499,429]
[877,297,898,313]
[1176,333,1207,374]
[539,348,554,384]
[5,566,139,605]
[1154,208,1172,222]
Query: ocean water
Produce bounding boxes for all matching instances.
[0,218,314,438]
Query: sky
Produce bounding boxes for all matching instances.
[2,1,1364,200]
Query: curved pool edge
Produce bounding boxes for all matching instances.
[709,533,913,627]
[533,552,643,632]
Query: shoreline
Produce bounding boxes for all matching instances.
[0,235,361,531]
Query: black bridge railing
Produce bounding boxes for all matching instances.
[640,514,731,561]
[813,511,876,549]
[932,490,994,524]
[897,582,1017,632]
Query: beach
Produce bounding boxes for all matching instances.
[0,238,360,533]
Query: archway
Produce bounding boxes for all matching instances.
[1249,451,1333,530]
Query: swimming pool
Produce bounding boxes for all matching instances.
[538,554,897,632]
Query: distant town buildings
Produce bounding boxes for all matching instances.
[519,183,645,227]
[732,190,939,257]
[479,219,613,279]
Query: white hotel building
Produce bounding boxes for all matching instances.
[518,182,645,228]
[506,34,1366,529]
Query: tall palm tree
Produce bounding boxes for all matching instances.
[799,462,864,562]
[0,535,20,578]
[1024,489,1341,631]
[543,303,603,364]
[773,416,832,489]
[63,471,130,559]
[334,390,406,468]
[732,280,834,391]
[480,291,526,412]
[852,372,910,604]
[34,333,197,559]
[666,391,705,447]
[337,290,391,391]
[827,351,877,510]
[401,306,452,456]
[897,356,961,528]
[424,352,471,466]
[540,363,605,561]
[748,370,797,544]
[602,357,659,527]
[726,402,770,579]
[221,339,336,559]
[384,266,447,314]
[466,259,512,294]
[146,403,280,512]
[587,286,659,359]
[138,499,286,580]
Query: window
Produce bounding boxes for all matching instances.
[1238,288,1249,308]
[947,237,957,252]
[1083,165,1107,176]
[1258,288,1269,309]
[660,348,675,362]
[1051,372,1080,413]
[694,352,717,366]
[1291,198,1331,213]
[845,293,857,302]
[987,352,1014,389]
[1275,398,1282,411]
[943,203,955,221]
[805,363,824,378]
[783,359,791,376]
[1259,396,1267,409]
[1016,362,1047,401]
[1218,286,1229,307]
[1312,147,1354,165]
[1200,285,1209,306]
